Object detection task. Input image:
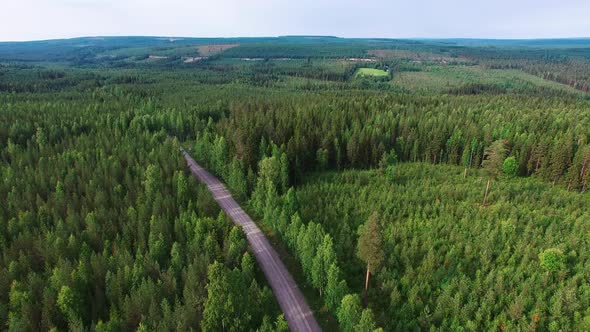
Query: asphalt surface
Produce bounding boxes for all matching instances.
[182,150,322,332]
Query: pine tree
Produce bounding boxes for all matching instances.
[226,226,247,267]
[357,213,385,294]
[175,171,188,205]
[202,262,231,332]
[316,148,329,171]
[143,165,161,198]
[482,140,506,178]
[227,158,247,201]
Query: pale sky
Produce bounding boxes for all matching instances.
[1,0,589,41]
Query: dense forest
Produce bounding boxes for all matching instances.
[0,88,285,331]
[296,164,590,330]
[2,36,590,331]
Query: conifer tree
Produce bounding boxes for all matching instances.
[357,213,385,294]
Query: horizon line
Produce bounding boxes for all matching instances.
[1,35,590,44]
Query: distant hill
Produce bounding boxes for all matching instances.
[422,38,590,48]
[1,36,590,65]
[278,35,340,39]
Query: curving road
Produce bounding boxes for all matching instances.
[182,150,322,332]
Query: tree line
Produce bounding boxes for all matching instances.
[205,93,590,191]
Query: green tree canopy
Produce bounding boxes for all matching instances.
[357,213,385,292]
[337,294,362,332]
[482,140,507,177]
[539,248,565,273]
[502,156,518,177]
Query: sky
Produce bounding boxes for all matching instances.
[1,0,589,41]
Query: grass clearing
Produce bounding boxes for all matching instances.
[354,67,388,78]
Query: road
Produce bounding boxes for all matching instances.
[182,150,322,332]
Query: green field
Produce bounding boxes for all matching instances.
[354,67,389,78]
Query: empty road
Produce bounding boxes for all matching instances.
[182,150,322,332]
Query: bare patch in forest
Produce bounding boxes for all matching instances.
[368,49,468,64]
[346,58,376,62]
[184,57,204,63]
[197,44,239,56]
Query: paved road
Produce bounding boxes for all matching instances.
[182,150,322,332]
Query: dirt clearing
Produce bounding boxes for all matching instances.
[197,44,239,56]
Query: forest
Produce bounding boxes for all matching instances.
[1,36,590,331]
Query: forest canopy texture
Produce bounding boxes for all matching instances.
[1,36,590,331]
